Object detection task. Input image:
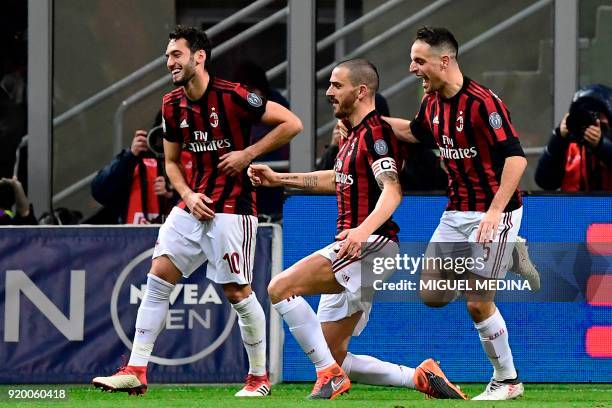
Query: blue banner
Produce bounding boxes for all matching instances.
[0,226,274,384]
[282,195,612,383]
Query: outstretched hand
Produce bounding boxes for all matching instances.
[248,164,282,187]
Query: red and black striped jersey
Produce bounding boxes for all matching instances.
[335,110,401,241]
[161,77,267,216]
[409,77,524,212]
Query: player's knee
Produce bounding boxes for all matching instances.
[150,256,182,285]
[268,274,291,303]
[466,301,495,321]
[419,290,450,308]
[223,283,251,304]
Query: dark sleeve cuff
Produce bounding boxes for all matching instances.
[497,140,525,157]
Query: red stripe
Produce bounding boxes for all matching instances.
[586,327,612,357]
[586,275,612,306]
[246,216,252,283]
[491,212,511,278]
[249,216,255,282]
[587,223,612,255]
[241,215,247,280]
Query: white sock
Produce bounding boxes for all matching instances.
[474,307,517,381]
[231,292,267,376]
[128,273,174,367]
[272,296,336,371]
[342,352,415,388]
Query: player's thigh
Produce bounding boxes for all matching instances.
[269,253,343,302]
[153,207,207,279]
[203,213,257,286]
[421,218,469,306]
[467,207,523,279]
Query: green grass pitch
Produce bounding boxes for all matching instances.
[1,384,611,407]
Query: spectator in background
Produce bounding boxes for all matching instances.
[0,176,36,225]
[0,30,27,181]
[91,115,181,224]
[318,93,447,191]
[535,84,612,191]
[234,60,290,220]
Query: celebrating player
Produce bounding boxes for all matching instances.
[92,26,302,397]
[249,58,466,400]
[384,26,528,400]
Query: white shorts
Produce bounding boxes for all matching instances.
[153,207,258,284]
[427,207,522,279]
[315,235,398,336]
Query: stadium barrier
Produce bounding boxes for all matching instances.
[282,194,612,383]
[0,224,283,384]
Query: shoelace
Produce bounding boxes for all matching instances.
[312,373,333,394]
[115,355,130,374]
[245,375,262,389]
[486,380,502,393]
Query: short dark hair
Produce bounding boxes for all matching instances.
[415,26,459,58]
[169,26,213,71]
[234,60,271,97]
[335,58,380,93]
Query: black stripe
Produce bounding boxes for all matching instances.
[247,216,254,283]
[336,139,349,234]
[214,92,236,212]
[492,212,511,278]
[332,236,387,273]
[348,131,360,229]
[448,96,477,209]
[332,235,385,269]
[362,125,383,225]
[241,215,247,279]
[437,100,461,209]
[236,119,255,215]
[182,98,205,194]
[463,94,495,205]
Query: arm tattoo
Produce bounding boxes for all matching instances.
[303,176,319,189]
[280,175,299,181]
[376,171,400,190]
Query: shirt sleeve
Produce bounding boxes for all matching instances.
[478,92,525,157]
[161,101,181,143]
[365,121,401,180]
[231,84,268,122]
[409,97,437,148]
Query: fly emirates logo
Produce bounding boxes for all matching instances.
[439,135,477,159]
[185,131,231,153]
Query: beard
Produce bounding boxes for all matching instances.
[332,94,357,119]
[172,59,196,86]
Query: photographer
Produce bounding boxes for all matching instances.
[91,120,179,224]
[0,176,36,225]
[535,84,612,191]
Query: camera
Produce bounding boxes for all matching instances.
[146,125,165,157]
[565,84,612,144]
[566,105,598,144]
